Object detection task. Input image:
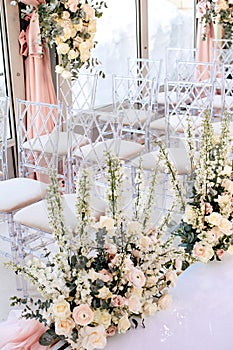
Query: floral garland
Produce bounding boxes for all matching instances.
[176,112,233,263]
[7,152,185,349]
[12,0,107,78]
[198,0,233,40]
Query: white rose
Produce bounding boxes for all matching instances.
[81,325,107,350]
[158,294,172,310]
[221,165,232,176]
[118,315,131,333]
[57,43,70,55]
[98,286,112,299]
[206,212,222,226]
[165,270,177,287]
[94,309,111,328]
[127,295,141,314]
[55,65,64,74]
[52,299,71,319]
[55,317,75,336]
[138,236,151,251]
[68,49,79,60]
[218,218,232,235]
[99,216,115,231]
[143,301,158,317]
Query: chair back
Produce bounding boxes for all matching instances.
[16,99,62,180]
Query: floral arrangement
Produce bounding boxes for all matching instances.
[8,152,185,349]
[197,0,233,40]
[12,0,107,78]
[176,112,233,263]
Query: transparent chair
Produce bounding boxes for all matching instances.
[113,75,158,151]
[56,73,98,189]
[157,47,198,107]
[16,99,62,181]
[176,60,216,83]
[0,96,9,180]
[67,108,144,190]
[0,100,62,291]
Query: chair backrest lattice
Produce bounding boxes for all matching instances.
[165,47,198,81]
[0,96,9,180]
[211,39,233,65]
[165,80,214,146]
[176,60,216,84]
[113,76,158,150]
[16,99,62,179]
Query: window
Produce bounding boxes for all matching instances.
[148,0,195,80]
[91,0,137,107]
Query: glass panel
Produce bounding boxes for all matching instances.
[148,0,195,81]
[89,0,137,107]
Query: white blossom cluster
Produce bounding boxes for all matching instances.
[7,152,186,350]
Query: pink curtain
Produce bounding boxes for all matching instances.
[196,0,215,64]
[18,0,57,137]
[0,310,49,350]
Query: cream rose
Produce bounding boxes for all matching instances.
[88,19,97,33]
[98,269,113,282]
[81,325,107,350]
[82,3,95,20]
[94,309,111,328]
[206,212,222,226]
[98,286,112,299]
[127,294,141,314]
[165,270,178,287]
[52,299,71,319]
[68,49,79,60]
[127,267,146,288]
[142,301,158,317]
[79,41,91,62]
[72,304,94,326]
[118,315,131,333]
[55,317,75,336]
[158,294,172,310]
[218,218,232,235]
[99,216,115,231]
[222,179,233,194]
[138,236,151,251]
[57,43,70,55]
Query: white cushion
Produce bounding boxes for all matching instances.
[168,147,192,175]
[0,178,48,212]
[74,139,144,162]
[157,91,177,105]
[23,131,87,156]
[130,150,161,170]
[150,115,203,133]
[14,193,106,233]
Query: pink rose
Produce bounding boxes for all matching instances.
[106,325,117,337]
[127,267,146,288]
[72,304,94,326]
[216,249,225,258]
[111,295,125,307]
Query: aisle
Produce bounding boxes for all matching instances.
[104,254,233,350]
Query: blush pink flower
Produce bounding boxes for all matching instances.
[111,295,126,307]
[127,267,146,288]
[72,304,94,326]
[98,269,113,282]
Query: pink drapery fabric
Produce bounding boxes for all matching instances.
[18,0,57,138]
[0,310,49,350]
[196,0,215,64]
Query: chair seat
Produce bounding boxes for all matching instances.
[98,110,153,126]
[131,147,191,175]
[0,178,48,212]
[150,115,203,133]
[13,193,106,233]
[73,139,144,162]
[23,131,88,156]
